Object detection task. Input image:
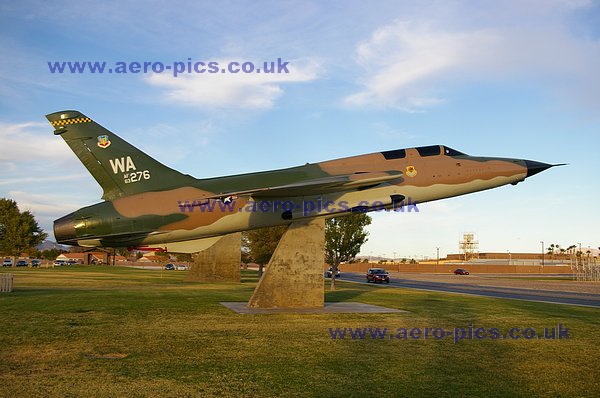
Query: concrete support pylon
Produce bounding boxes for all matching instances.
[187,232,241,282]
[247,218,325,308]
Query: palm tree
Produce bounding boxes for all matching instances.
[567,245,577,266]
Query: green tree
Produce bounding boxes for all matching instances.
[154,251,170,263]
[325,213,371,290]
[115,247,131,257]
[243,226,287,275]
[175,253,192,263]
[0,198,47,264]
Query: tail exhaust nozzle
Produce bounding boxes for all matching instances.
[54,212,77,244]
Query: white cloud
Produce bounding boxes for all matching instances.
[0,121,101,237]
[345,22,493,110]
[0,122,88,185]
[145,58,322,109]
[6,190,88,238]
[344,3,600,110]
[0,174,87,186]
[0,122,71,163]
[7,191,83,216]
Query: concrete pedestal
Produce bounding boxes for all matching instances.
[247,218,325,309]
[187,232,241,282]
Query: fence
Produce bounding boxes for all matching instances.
[571,259,600,281]
[334,262,574,274]
[0,273,13,292]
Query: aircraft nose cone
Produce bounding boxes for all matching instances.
[524,160,554,178]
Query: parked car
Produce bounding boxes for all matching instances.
[2,259,12,267]
[31,259,42,267]
[16,260,29,267]
[175,264,188,271]
[66,259,79,265]
[454,268,470,275]
[324,267,341,278]
[366,268,390,283]
[53,259,66,266]
[164,263,175,270]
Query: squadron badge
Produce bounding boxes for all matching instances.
[97,135,111,149]
[406,165,417,177]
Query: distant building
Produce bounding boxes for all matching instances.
[56,253,86,264]
[55,252,121,264]
[138,252,162,263]
[445,252,580,266]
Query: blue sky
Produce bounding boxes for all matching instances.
[0,0,598,258]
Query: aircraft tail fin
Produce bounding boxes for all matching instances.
[46,110,196,200]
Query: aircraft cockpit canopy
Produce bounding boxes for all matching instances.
[382,145,466,160]
[442,146,466,156]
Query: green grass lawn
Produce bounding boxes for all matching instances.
[1,266,599,397]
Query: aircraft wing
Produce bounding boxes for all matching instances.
[207,171,403,199]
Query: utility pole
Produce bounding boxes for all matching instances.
[436,247,440,265]
[540,241,544,268]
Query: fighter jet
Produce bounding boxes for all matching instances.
[48,110,560,253]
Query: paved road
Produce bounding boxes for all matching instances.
[338,273,600,308]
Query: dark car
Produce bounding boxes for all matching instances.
[164,263,175,270]
[454,268,470,275]
[16,260,29,267]
[366,268,390,283]
[324,267,341,278]
[31,259,41,267]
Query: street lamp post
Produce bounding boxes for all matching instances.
[436,247,440,265]
[540,241,544,268]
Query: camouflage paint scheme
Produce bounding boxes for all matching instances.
[47,110,559,253]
